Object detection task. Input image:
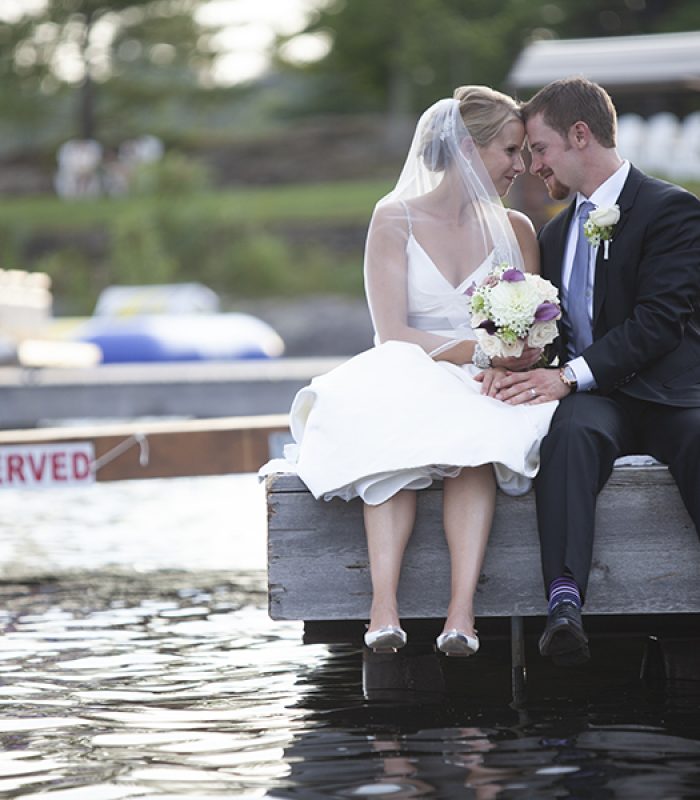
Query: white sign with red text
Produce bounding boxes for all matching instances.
[0,443,95,488]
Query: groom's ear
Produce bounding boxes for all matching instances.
[568,121,590,150]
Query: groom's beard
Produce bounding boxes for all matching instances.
[546,176,571,201]
[533,165,571,201]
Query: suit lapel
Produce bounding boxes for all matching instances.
[592,165,645,325]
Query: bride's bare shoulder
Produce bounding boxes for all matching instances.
[506,208,536,237]
[372,200,408,222]
[369,201,411,240]
[506,209,539,273]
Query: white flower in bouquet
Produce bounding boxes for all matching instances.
[467,265,561,359]
[476,327,523,359]
[476,326,514,359]
[488,279,541,335]
[528,319,559,349]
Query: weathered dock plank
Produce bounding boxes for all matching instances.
[267,465,699,621]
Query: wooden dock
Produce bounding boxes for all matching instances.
[0,357,342,428]
[266,464,700,697]
[0,415,290,483]
[267,464,699,622]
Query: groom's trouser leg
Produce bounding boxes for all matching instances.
[534,393,634,600]
[641,404,700,536]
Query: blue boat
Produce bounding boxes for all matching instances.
[73,283,285,364]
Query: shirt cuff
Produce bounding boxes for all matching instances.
[568,356,597,392]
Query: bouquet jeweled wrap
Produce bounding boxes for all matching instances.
[467,265,561,359]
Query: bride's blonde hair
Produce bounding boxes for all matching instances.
[421,85,521,171]
[453,85,521,146]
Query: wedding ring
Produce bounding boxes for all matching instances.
[530,388,537,398]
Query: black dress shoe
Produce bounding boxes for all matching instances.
[539,601,590,666]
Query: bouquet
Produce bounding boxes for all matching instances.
[467,264,561,359]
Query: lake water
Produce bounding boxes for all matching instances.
[1,474,699,798]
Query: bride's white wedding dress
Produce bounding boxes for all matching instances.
[263,232,558,504]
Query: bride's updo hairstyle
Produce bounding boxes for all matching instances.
[454,85,521,146]
[421,85,521,171]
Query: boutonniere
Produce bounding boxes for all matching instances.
[584,204,620,260]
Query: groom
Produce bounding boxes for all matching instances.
[494,77,700,665]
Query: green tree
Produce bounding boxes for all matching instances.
[277,0,481,116]
[275,0,700,116]
[0,0,215,145]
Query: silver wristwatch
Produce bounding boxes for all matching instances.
[559,363,578,392]
[473,343,492,369]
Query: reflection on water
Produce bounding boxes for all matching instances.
[0,476,699,798]
[0,475,265,577]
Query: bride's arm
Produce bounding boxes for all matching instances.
[364,208,476,365]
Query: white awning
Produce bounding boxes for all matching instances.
[507,31,700,91]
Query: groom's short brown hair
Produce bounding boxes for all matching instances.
[522,77,617,148]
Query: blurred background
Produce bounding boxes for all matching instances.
[1,0,699,357]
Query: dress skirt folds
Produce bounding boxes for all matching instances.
[264,339,557,504]
[260,236,558,504]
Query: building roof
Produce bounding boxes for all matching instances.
[507,31,700,92]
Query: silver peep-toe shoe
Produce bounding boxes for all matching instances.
[436,629,479,657]
[364,626,408,653]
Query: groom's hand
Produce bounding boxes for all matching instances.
[493,367,571,405]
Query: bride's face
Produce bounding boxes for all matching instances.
[477,119,526,197]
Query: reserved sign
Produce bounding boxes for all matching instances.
[0,443,95,488]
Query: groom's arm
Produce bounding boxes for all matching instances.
[493,182,700,405]
[583,184,700,395]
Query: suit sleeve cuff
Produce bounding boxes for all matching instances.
[568,356,597,392]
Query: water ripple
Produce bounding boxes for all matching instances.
[0,477,698,797]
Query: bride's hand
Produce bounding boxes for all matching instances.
[473,366,509,397]
[492,346,542,372]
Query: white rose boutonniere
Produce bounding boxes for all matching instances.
[584,204,620,260]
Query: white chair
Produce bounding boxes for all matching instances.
[667,112,700,180]
[54,139,103,198]
[638,112,680,177]
[616,114,646,165]
[118,135,164,168]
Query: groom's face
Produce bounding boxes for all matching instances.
[526,113,576,201]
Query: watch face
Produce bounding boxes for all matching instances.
[564,366,576,381]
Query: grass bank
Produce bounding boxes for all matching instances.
[1,176,697,315]
[0,180,392,228]
[0,180,393,314]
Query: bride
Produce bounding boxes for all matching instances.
[265,86,558,657]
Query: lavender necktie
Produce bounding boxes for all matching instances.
[566,200,595,357]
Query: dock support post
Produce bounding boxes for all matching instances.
[510,615,527,707]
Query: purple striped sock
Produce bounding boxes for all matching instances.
[548,576,582,612]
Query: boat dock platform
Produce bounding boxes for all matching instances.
[266,466,700,699]
[0,357,342,429]
[0,415,291,484]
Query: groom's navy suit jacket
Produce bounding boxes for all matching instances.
[540,165,700,408]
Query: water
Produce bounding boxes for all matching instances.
[1,475,700,798]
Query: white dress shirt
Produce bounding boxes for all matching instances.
[565,160,630,391]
